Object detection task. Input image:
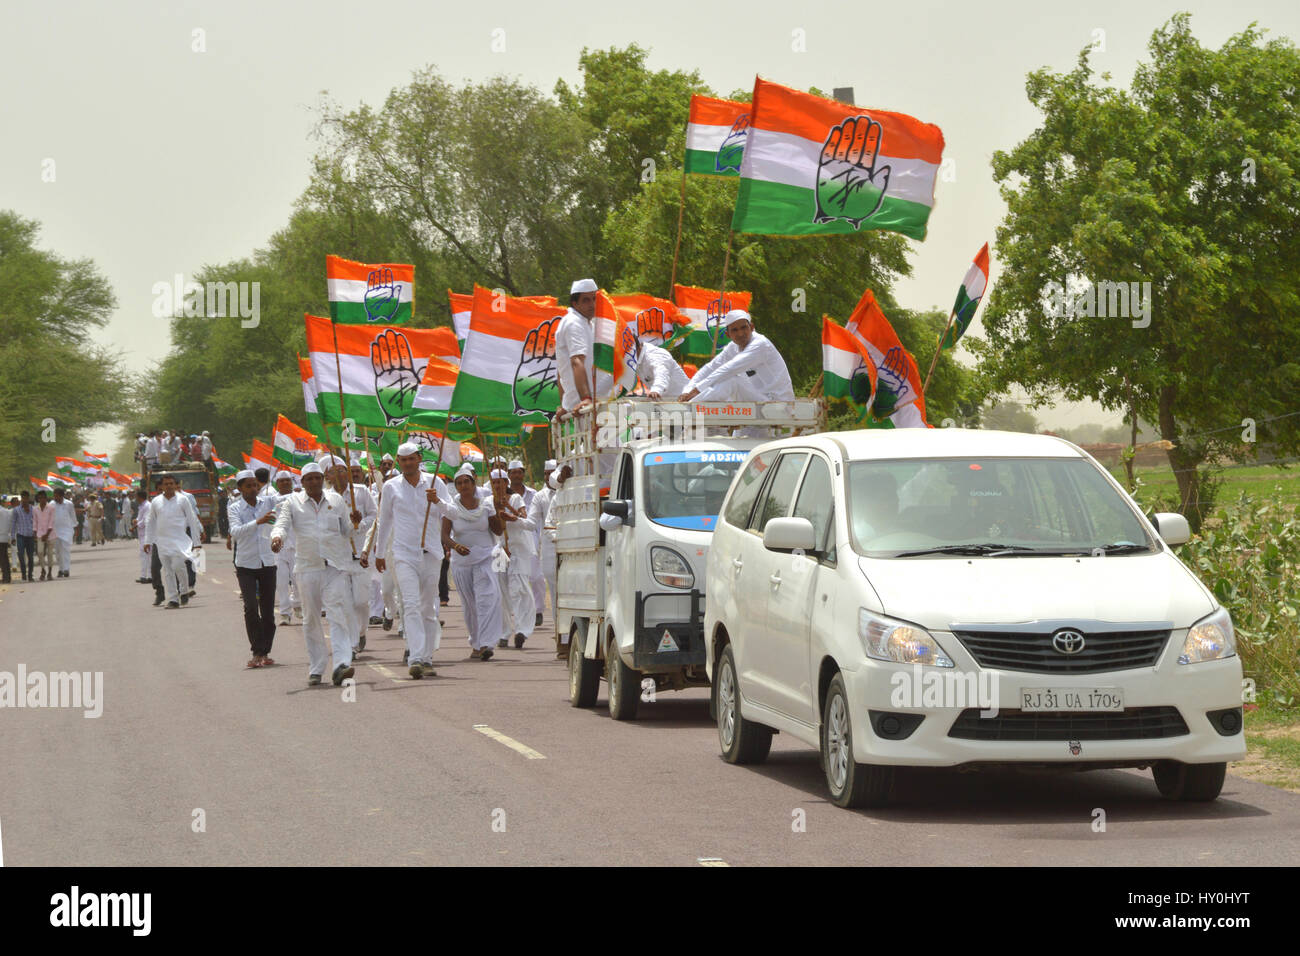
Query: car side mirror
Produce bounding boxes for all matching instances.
[1151,512,1190,546]
[601,498,633,527]
[763,516,817,553]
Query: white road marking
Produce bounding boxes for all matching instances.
[473,724,546,760]
[697,857,728,867]
[0,813,5,866]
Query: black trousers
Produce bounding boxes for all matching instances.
[439,554,450,602]
[16,535,34,579]
[0,543,10,583]
[236,564,277,656]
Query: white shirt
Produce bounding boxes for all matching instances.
[0,506,13,543]
[199,437,213,459]
[377,471,450,563]
[335,481,377,566]
[144,492,201,557]
[51,499,77,539]
[636,342,690,396]
[689,332,794,402]
[555,307,595,411]
[229,495,277,568]
[134,498,150,540]
[144,437,160,460]
[271,489,354,573]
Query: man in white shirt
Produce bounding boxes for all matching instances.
[323,452,375,656]
[530,460,558,626]
[271,462,357,686]
[375,441,449,679]
[143,475,202,608]
[229,469,280,668]
[0,497,13,585]
[270,472,300,625]
[50,487,78,578]
[680,310,794,403]
[636,338,690,400]
[555,278,597,414]
[132,489,152,583]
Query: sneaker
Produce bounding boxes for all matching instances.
[368,616,382,626]
[421,661,437,677]
[180,594,189,606]
[535,612,543,627]
[308,673,322,686]
[409,662,424,679]
[332,663,355,686]
[480,647,494,662]
[153,596,164,607]
[166,601,180,609]
[514,633,526,649]
[381,615,393,631]
[497,638,509,649]
[470,649,483,660]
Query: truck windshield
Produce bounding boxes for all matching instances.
[847,457,1157,557]
[156,471,210,491]
[643,450,747,531]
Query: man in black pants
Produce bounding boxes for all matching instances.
[439,554,451,606]
[228,470,279,667]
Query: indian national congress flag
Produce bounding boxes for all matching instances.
[822,315,877,413]
[326,255,415,325]
[732,78,945,240]
[670,284,753,356]
[685,95,750,177]
[272,415,320,466]
[940,242,990,350]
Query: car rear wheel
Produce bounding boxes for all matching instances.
[1152,760,1226,801]
[821,673,893,809]
[715,645,772,764]
[607,637,639,721]
[568,624,599,708]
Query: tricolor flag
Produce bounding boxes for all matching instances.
[821,316,877,413]
[326,255,415,325]
[448,286,566,426]
[243,441,275,475]
[298,354,323,438]
[47,472,75,490]
[609,293,686,347]
[406,355,460,430]
[83,451,109,467]
[593,292,638,398]
[70,459,97,477]
[54,456,79,476]
[671,284,753,356]
[305,314,456,430]
[940,242,990,351]
[108,470,133,485]
[844,289,927,427]
[449,291,472,345]
[212,457,237,478]
[272,414,320,466]
[30,476,51,491]
[685,95,750,177]
[732,78,945,241]
[428,326,462,368]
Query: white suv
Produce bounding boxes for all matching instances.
[704,429,1246,808]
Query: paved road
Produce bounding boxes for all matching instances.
[2,539,1298,866]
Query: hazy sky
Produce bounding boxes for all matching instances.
[4,0,1297,449]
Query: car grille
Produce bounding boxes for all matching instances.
[951,628,1171,674]
[947,706,1189,741]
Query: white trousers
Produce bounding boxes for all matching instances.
[393,553,440,664]
[297,566,354,678]
[138,544,151,580]
[381,563,401,621]
[452,559,502,651]
[275,547,298,615]
[499,569,536,642]
[55,535,72,573]
[158,549,189,603]
[539,540,557,621]
[368,567,383,618]
[346,567,369,648]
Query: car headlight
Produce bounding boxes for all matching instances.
[650,546,694,589]
[1179,607,1236,664]
[858,609,953,667]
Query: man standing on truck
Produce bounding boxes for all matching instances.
[680,310,794,403]
[555,278,598,415]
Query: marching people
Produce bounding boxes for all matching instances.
[271,461,357,686]
[353,460,386,629]
[531,459,559,626]
[13,492,36,583]
[271,472,301,625]
[132,489,152,583]
[87,493,105,547]
[32,490,55,581]
[143,474,202,609]
[0,496,13,584]
[493,469,537,649]
[375,441,448,679]
[441,464,505,661]
[323,452,375,656]
[229,469,279,668]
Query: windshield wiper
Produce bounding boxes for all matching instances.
[1027,542,1154,556]
[893,543,1037,558]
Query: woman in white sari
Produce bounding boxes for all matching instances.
[491,472,538,649]
[441,465,505,661]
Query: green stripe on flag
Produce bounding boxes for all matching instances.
[731,178,933,240]
[685,148,740,178]
[328,301,414,325]
[940,287,979,350]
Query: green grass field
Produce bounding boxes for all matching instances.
[1109,462,1300,511]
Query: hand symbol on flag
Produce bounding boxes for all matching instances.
[514,317,560,415]
[814,115,891,229]
[848,355,875,407]
[363,268,402,323]
[372,329,425,425]
[636,307,666,343]
[619,323,640,372]
[716,113,750,173]
[705,296,732,348]
[874,346,910,413]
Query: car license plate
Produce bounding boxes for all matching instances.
[1020,688,1124,711]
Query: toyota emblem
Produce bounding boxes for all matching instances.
[1052,629,1086,655]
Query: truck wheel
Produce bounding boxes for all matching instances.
[1152,761,1226,801]
[821,673,893,809]
[715,645,771,764]
[606,638,639,721]
[568,625,599,708]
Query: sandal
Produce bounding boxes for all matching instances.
[246,657,262,669]
[261,657,275,667]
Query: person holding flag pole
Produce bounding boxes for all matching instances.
[321,450,375,656]
[442,461,505,662]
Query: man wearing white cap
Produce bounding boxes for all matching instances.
[322,451,376,655]
[633,320,691,400]
[492,469,537,649]
[271,461,357,686]
[229,470,280,668]
[270,472,301,625]
[555,278,598,414]
[680,310,794,403]
[376,441,449,679]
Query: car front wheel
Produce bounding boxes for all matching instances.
[568,625,599,708]
[1152,761,1226,801]
[821,673,893,809]
[715,645,772,764]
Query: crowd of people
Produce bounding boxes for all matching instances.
[135,429,215,468]
[0,486,142,583]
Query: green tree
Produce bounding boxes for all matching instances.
[981,401,1040,433]
[0,211,127,490]
[976,15,1300,529]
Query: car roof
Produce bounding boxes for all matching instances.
[754,428,1088,461]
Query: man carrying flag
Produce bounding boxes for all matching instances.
[229,469,280,668]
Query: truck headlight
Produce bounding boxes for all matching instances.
[858,609,953,667]
[650,546,694,589]
[1179,607,1236,664]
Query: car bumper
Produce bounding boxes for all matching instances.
[843,653,1246,768]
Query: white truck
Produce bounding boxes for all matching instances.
[551,398,824,719]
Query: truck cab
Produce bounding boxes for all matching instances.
[553,398,824,720]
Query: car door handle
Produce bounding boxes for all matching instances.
[769,572,781,588]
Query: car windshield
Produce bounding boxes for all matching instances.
[846,457,1157,557]
[156,471,210,491]
[643,450,747,531]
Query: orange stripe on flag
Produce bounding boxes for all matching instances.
[325,255,415,285]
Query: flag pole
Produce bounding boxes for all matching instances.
[419,430,447,549]
[327,315,360,526]
[922,313,956,396]
[710,230,735,359]
[668,169,687,296]
[361,426,382,559]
